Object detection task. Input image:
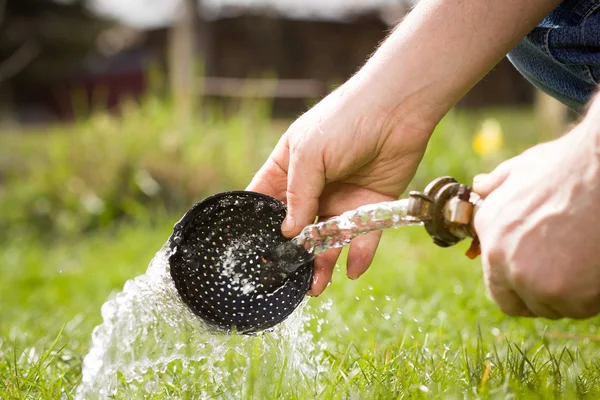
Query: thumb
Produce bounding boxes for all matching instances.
[472,157,517,198]
[282,149,325,237]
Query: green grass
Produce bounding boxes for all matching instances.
[2,101,598,398]
[3,221,600,398]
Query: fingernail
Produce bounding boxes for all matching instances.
[347,274,357,281]
[282,215,295,234]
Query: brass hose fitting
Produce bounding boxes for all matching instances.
[407,176,482,248]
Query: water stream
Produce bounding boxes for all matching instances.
[76,245,328,399]
[76,197,420,398]
[293,198,422,255]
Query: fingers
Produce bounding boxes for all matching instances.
[487,286,534,318]
[308,215,342,297]
[346,231,381,280]
[246,135,290,201]
[309,247,342,297]
[479,201,559,319]
[308,231,381,296]
[472,156,519,199]
[304,185,387,295]
[477,199,532,317]
[481,252,533,317]
[317,182,396,217]
[246,159,288,201]
[516,292,562,320]
[248,132,326,239]
[283,139,326,237]
[474,155,550,318]
[488,264,564,319]
[549,297,600,320]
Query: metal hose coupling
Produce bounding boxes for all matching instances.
[407,176,482,250]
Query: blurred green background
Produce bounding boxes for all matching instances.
[0,99,541,243]
[2,0,596,398]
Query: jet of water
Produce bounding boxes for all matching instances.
[266,198,423,275]
[76,245,328,399]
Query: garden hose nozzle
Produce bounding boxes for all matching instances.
[407,176,482,253]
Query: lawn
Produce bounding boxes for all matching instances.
[2,101,599,399]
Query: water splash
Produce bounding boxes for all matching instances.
[294,198,422,255]
[76,245,327,399]
[76,198,423,398]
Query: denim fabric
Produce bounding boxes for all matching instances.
[507,0,600,111]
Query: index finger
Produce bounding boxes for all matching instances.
[246,136,290,202]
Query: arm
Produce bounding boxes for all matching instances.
[248,0,562,296]
[587,91,600,150]
[345,0,563,128]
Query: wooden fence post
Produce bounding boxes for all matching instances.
[168,0,197,123]
[534,89,568,139]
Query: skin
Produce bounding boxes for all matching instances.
[473,95,600,319]
[246,0,600,318]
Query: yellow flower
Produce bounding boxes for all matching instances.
[473,118,504,156]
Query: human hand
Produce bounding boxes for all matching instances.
[247,0,561,296]
[247,78,433,296]
[472,108,600,319]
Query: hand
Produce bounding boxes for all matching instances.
[248,0,561,296]
[247,79,433,296]
[473,107,600,319]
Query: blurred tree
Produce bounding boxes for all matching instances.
[0,0,108,80]
[0,0,109,123]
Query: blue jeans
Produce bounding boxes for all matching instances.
[507,0,600,111]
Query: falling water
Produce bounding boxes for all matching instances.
[76,197,422,398]
[76,245,328,399]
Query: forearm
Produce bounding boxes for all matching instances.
[347,0,561,128]
[584,90,600,160]
[586,90,600,124]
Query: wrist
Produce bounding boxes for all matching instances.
[342,69,439,140]
[331,71,437,146]
[341,0,562,140]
